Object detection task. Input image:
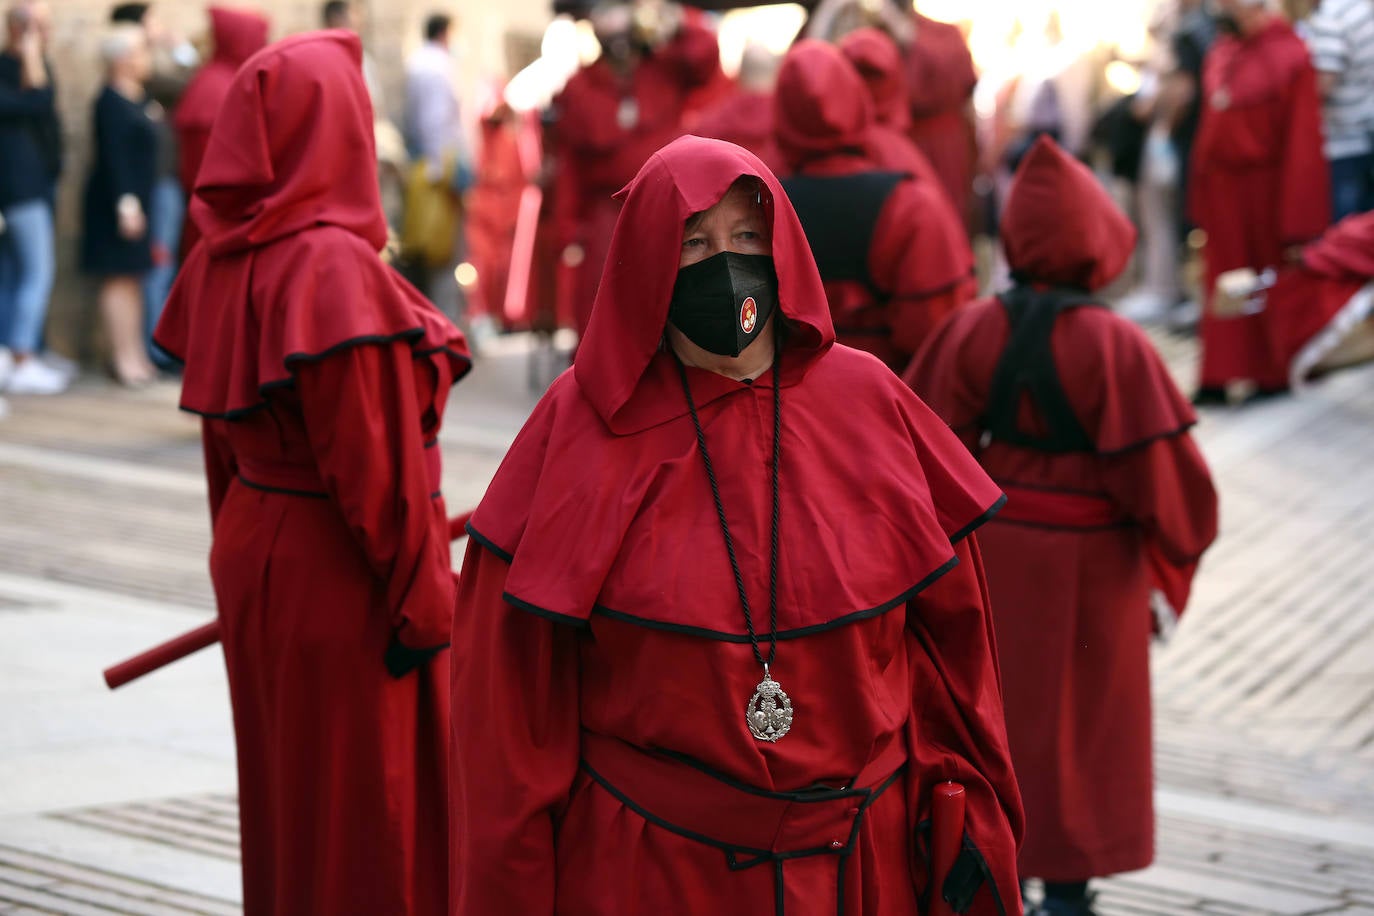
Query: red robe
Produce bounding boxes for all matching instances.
[839,28,950,197]
[689,85,785,175]
[451,136,1023,916]
[1262,211,1374,388]
[173,6,269,258]
[1189,17,1330,390]
[464,107,535,325]
[552,23,720,338]
[902,13,978,224]
[907,138,1219,881]
[775,40,975,372]
[154,34,471,914]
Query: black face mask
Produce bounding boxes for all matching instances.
[668,251,779,357]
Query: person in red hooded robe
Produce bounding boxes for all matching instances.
[906,137,1219,915]
[1260,211,1374,389]
[153,32,470,915]
[450,135,1023,915]
[899,5,978,226]
[1189,0,1330,402]
[774,40,974,372]
[838,25,945,195]
[172,5,268,257]
[551,0,720,340]
[690,40,785,175]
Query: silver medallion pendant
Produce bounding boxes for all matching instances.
[746,667,794,742]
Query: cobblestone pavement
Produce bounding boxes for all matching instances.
[0,331,1371,914]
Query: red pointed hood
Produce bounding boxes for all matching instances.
[774,40,873,172]
[573,135,834,434]
[189,30,386,256]
[1302,211,1374,280]
[1001,136,1136,291]
[210,6,269,66]
[839,28,911,131]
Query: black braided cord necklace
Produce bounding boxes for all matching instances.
[673,339,793,742]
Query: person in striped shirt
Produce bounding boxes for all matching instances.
[1301,0,1374,220]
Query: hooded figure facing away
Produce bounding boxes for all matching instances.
[173,5,268,255]
[155,32,470,915]
[451,136,1022,915]
[906,137,1218,914]
[774,40,973,373]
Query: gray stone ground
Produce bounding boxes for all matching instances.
[0,329,1371,914]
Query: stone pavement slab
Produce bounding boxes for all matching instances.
[0,334,1371,914]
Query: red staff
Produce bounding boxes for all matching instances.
[103,509,475,689]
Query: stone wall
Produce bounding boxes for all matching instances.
[37,0,549,358]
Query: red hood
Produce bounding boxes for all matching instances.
[573,135,834,433]
[839,28,910,131]
[210,6,269,66]
[190,30,386,256]
[1001,136,1136,291]
[774,40,872,172]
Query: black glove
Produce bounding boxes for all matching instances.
[384,635,447,678]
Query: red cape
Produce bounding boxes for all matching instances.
[155,31,469,419]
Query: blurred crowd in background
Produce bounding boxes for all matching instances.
[0,0,1370,404]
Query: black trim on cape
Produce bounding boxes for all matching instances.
[158,328,473,421]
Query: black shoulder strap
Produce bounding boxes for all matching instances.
[780,171,907,296]
[979,284,1103,453]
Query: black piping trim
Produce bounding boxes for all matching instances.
[429,490,443,500]
[774,860,785,916]
[423,437,439,449]
[990,517,1134,533]
[236,474,328,499]
[949,494,1007,543]
[579,756,904,866]
[465,522,514,563]
[171,330,474,421]
[588,558,959,644]
[1095,421,1197,456]
[962,834,1010,916]
[503,592,590,629]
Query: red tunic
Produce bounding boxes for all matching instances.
[173,6,269,257]
[551,24,720,338]
[154,34,470,914]
[1259,211,1374,388]
[1189,17,1330,390]
[907,138,1219,881]
[451,136,1023,915]
[775,41,975,371]
[464,107,536,324]
[901,14,978,223]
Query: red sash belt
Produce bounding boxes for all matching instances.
[996,482,1124,530]
[237,439,443,499]
[578,731,906,866]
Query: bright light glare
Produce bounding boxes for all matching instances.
[454,262,479,288]
[1104,60,1143,96]
[717,5,806,77]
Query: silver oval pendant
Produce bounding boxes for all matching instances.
[746,672,793,742]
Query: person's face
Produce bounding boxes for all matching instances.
[141,7,168,47]
[591,2,634,57]
[679,182,772,269]
[28,0,48,44]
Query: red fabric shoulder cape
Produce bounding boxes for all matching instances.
[155,31,470,418]
[468,136,1003,635]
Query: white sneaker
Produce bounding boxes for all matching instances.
[38,350,78,382]
[6,356,70,395]
[0,347,13,389]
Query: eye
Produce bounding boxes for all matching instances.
[682,237,706,249]
[736,231,759,241]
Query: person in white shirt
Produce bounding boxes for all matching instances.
[1301,0,1374,221]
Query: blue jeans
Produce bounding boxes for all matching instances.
[0,197,56,354]
[143,176,184,367]
[1329,153,1374,223]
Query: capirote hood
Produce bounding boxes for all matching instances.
[1000,135,1137,291]
[190,30,386,256]
[839,27,911,131]
[209,6,270,66]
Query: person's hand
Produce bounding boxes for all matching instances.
[117,196,147,241]
[17,25,49,89]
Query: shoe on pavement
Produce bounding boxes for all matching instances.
[1116,289,1172,325]
[1029,891,1100,916]
[38,350,78,382]
[6,356,70,395]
